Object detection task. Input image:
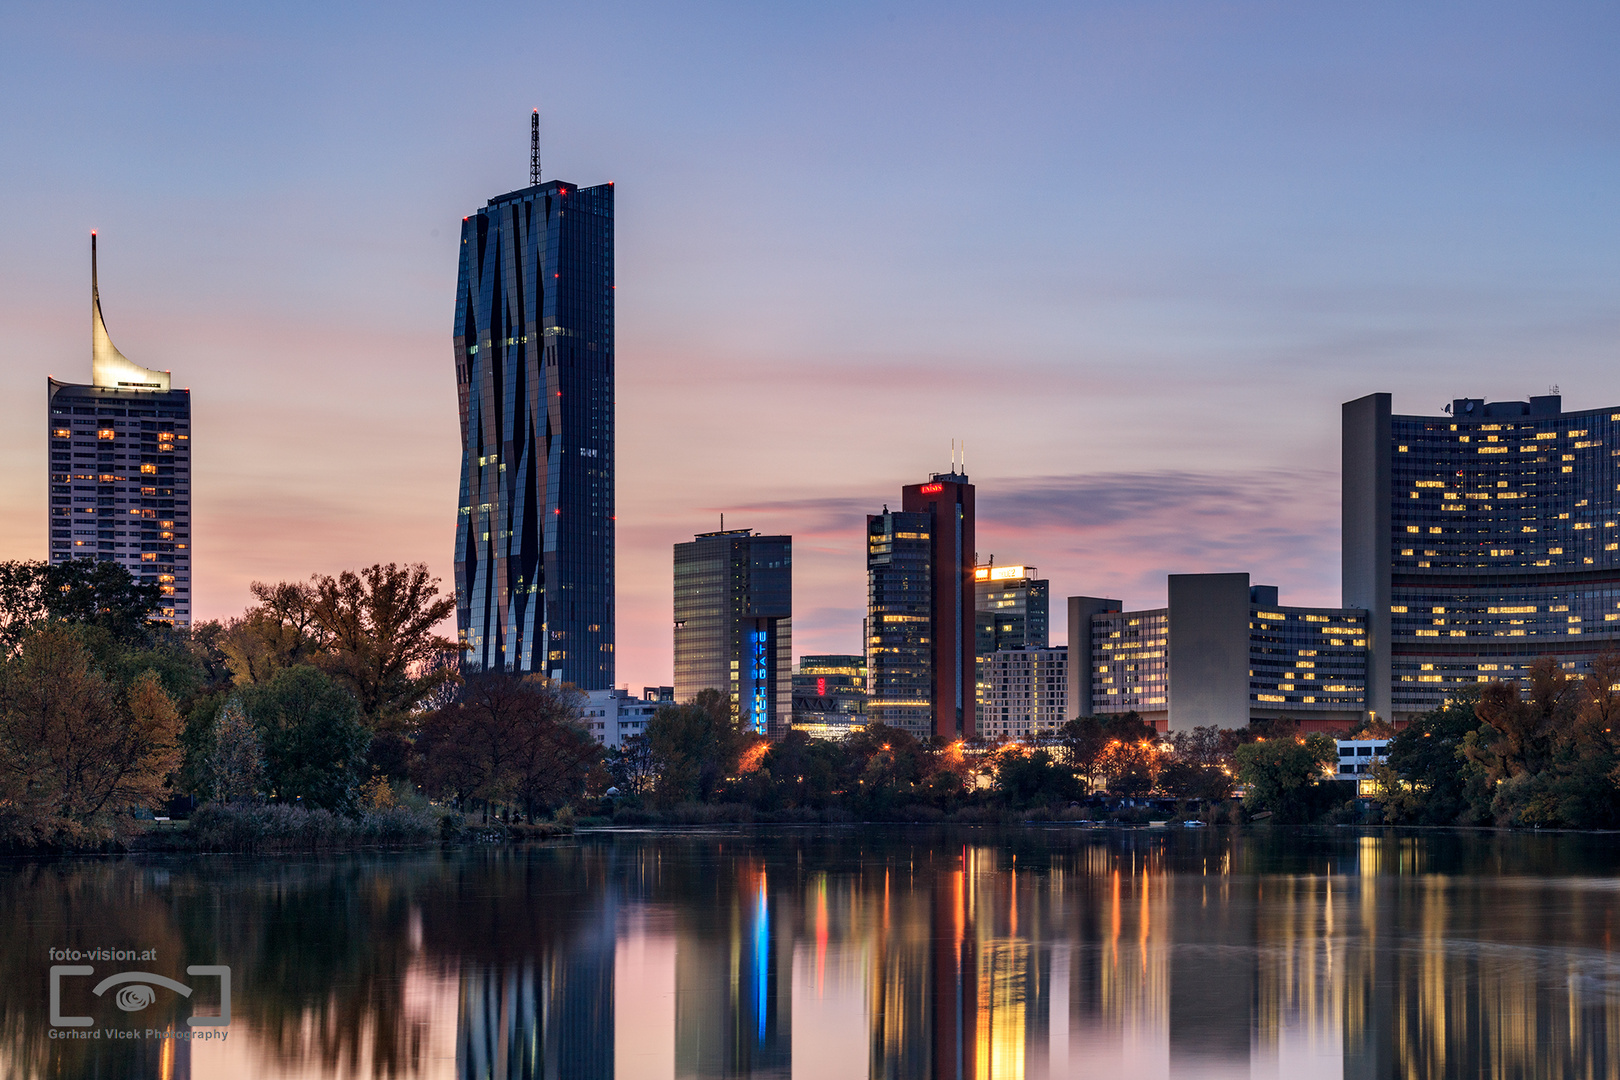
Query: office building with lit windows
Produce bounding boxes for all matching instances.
[866,471,977,741]
[1346,392,1620,723]
[974,564,1049,653]
[791,654,867,739]
[1073,573,1368,732]
[673,529,792,738]
[454,160,614,685]
[47,235,191,626]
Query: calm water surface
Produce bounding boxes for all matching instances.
[4,826,1620,1079]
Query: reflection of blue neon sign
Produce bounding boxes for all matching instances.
[754,882,768,1041]
[749,629,769,734]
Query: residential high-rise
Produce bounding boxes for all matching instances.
[980,646,1068,741]
[673,530,792,738]
[47,235,192,625]
[866,470,977,741]
[1345,391,1620,723]
[454,132,614,685]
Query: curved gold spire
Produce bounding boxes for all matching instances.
[91,232,170,391]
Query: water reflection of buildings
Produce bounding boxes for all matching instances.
[675,867,792,1079]
[457,904,615,1080]
[434,834,1620,1080]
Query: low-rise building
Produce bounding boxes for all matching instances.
[792,654,868,740]
[583,688,663,750]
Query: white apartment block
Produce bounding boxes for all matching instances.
[981,647,1068,741]
[583,689,663,750]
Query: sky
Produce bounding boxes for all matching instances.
[1,1,1618,688]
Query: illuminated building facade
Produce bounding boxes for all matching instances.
[974,564,1049,653]
[1346,392,1620,722]
[980,646,1068,740]
[47,235,191,626]
[868,470,977,740]
[791,654,867,739]
[454,167,614,685]
[1081,574,1368,731]
[866,509,934,736]
[673,529,792,738]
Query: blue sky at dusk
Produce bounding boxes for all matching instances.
[2,1,1617,686]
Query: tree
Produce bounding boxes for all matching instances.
[413,673,597,820]
[205,697,263,804]
[241,666,371,813]
[610,733,658,798]
[1378,691,1488,825]
[995,749,1080,807]
[219,580,327,687]
[645,689,752,806]
[0,559,164,656]
[0,626,181,845]
[1233,733,1337,822]
[1057,717,1108,791]
[0,560,48,656]
[1461,656,1620,827]
[41,559,164,645]
[307,564,458,727]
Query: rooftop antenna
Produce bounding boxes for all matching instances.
[951,438,956,471]
[961,438,967,475]
[530,109,542,186]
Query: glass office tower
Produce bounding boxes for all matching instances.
[974,564,1049,654]
[868,470,977,740]
[866,509,934,737]
[673,530,792,738]
[1345,392,1620,722]
[47,235,192,626]
[454,172,614,686]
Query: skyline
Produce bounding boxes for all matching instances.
[3,2,1619,688]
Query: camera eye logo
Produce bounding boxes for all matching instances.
[50,966,230,1028]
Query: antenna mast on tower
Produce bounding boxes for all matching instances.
[530,109,542,186]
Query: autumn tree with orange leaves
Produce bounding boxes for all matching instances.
[0,625,181,846]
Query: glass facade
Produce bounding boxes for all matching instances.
[865,510,934,738]
[1090,604,1368,722]
[673,531,792,738]
[454,178,614,686]
[1092,609,1169,718]
[791,654,868,740]
[1248,607,1368,712]
[981,647,1068,740]
[974,566,1049,653]
[1385,396,1620,714]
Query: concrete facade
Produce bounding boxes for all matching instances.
[1167,573,1253,729]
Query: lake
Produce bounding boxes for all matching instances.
[4,826,1620,1079]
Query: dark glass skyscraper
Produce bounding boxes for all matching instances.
[454,163,614,686]
[672,530,792,738]
[867,471,977,741]
[48,235,192,626]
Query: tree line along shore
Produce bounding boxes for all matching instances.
[2,558,1618,853]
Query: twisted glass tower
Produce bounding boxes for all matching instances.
[454,168,614,687]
